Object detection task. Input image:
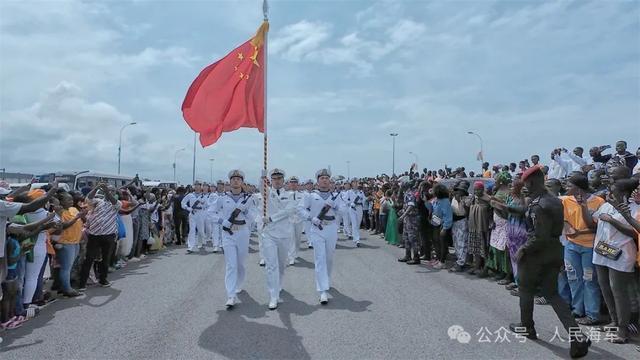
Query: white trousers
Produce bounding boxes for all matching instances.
[288,222,304,261]
[341,208,352,236]
[211,222,222,247]
[348,207,363,243]
[304,221,312,242]
[309,227,338,293]
[187,212,206,251]
[263,234,289,299]
[222,228,250,298]
[23,237,47,304]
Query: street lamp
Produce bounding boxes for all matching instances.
[409,151,419,168]
[209,158,215,183]
[467,131,484,162]
[173,148,186,182]
[346,160,351,179]
[390,133,398,176]
[118,122,137,174]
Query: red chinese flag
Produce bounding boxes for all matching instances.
[182,21,269,147]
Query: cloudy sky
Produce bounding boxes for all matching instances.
[1,0,638,184]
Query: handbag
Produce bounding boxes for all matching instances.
[594,241,622,261]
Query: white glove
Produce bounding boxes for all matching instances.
[222,220,232,228]
[262,216,271,224]
[236,203,248,212]
[311,217,322,226]
[324,199,335,208]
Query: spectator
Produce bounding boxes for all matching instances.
[449,181,469,272]
[429,183,452,269]
[77,182,121,289]
[53,192,87,297]
[467,182,493,277]
[561,173,604,326]
[487,173,512,282]
[592,177,639,343]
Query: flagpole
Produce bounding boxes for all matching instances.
[192,132,197,183]
[262,0,269,218]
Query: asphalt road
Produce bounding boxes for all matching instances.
[1,230,638,359]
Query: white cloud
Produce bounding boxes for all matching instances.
[269,20,331,61]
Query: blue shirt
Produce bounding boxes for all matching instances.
[432,198,453,230]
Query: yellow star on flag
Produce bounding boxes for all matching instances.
[237,52,244,60]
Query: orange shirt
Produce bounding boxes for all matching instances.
[482,170,492,178]
[59,207,83,245]
[561,195,605,248]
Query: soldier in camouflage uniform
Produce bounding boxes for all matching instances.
[398,183,420,265]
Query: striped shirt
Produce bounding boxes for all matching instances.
[87,198,121,236]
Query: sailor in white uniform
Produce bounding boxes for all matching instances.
[339,182,352,238]
[181,181,207,253]
[211,170,257,308]
[297,168,340,304]
[347,179,365,247]
[303,180,314,249]
[287,176,305,265]
[257,168,296,310]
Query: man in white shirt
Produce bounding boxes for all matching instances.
[257,169,296,310]
[181,182,206,253]
[297,169,340,305]
[287,176,305,265]
[211,170,257,308]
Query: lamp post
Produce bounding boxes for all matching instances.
[346,160,351,179]
[118,122,137,174]
[467,131,484,163]
[409,151,419,168]
[173,148,186,182]
[209,158,215,183]
[390,133,398,176]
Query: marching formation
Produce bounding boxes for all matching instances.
[179,167,364,309]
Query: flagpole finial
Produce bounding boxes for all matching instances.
[263,0,269,21]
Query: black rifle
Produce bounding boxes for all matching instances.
[223,194,251,235]
[315,191,340,230]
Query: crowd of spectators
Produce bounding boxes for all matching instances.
[351,139,639,347]
[0,177,188,337]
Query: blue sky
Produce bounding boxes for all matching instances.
[1,0,638,184]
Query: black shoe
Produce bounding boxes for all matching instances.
[99,280,111,288]
[505,283,518,291]
[509,323,537,340]
[420,255,429,260]
[570,337,591,358]
[355,243,361,248]
[398,257,410,262]
[449,264,464,272]
[477,269,489,278]
[576,317,599,326]
[63,290,83,298]
[406,259,420,265]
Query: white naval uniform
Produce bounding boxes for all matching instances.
[181,192,207,251]
[347,189,365,244]
[257,187,295,300]
[338,191,351,236]
[211,192,258,299]
[303,190,313,245]
[297,190,340,293]
[206,192,223,248]
[288,190,305,262]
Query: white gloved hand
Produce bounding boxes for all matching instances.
[324,199,335,208]
[236,203,248,212]
[262,216,271,224]
[222,220,232,229]
[311,217,322,226]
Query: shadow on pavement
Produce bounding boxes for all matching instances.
[198,292,311,360]
[533,337,628,360]
[292,258,315,270]
[326,288,372,313]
